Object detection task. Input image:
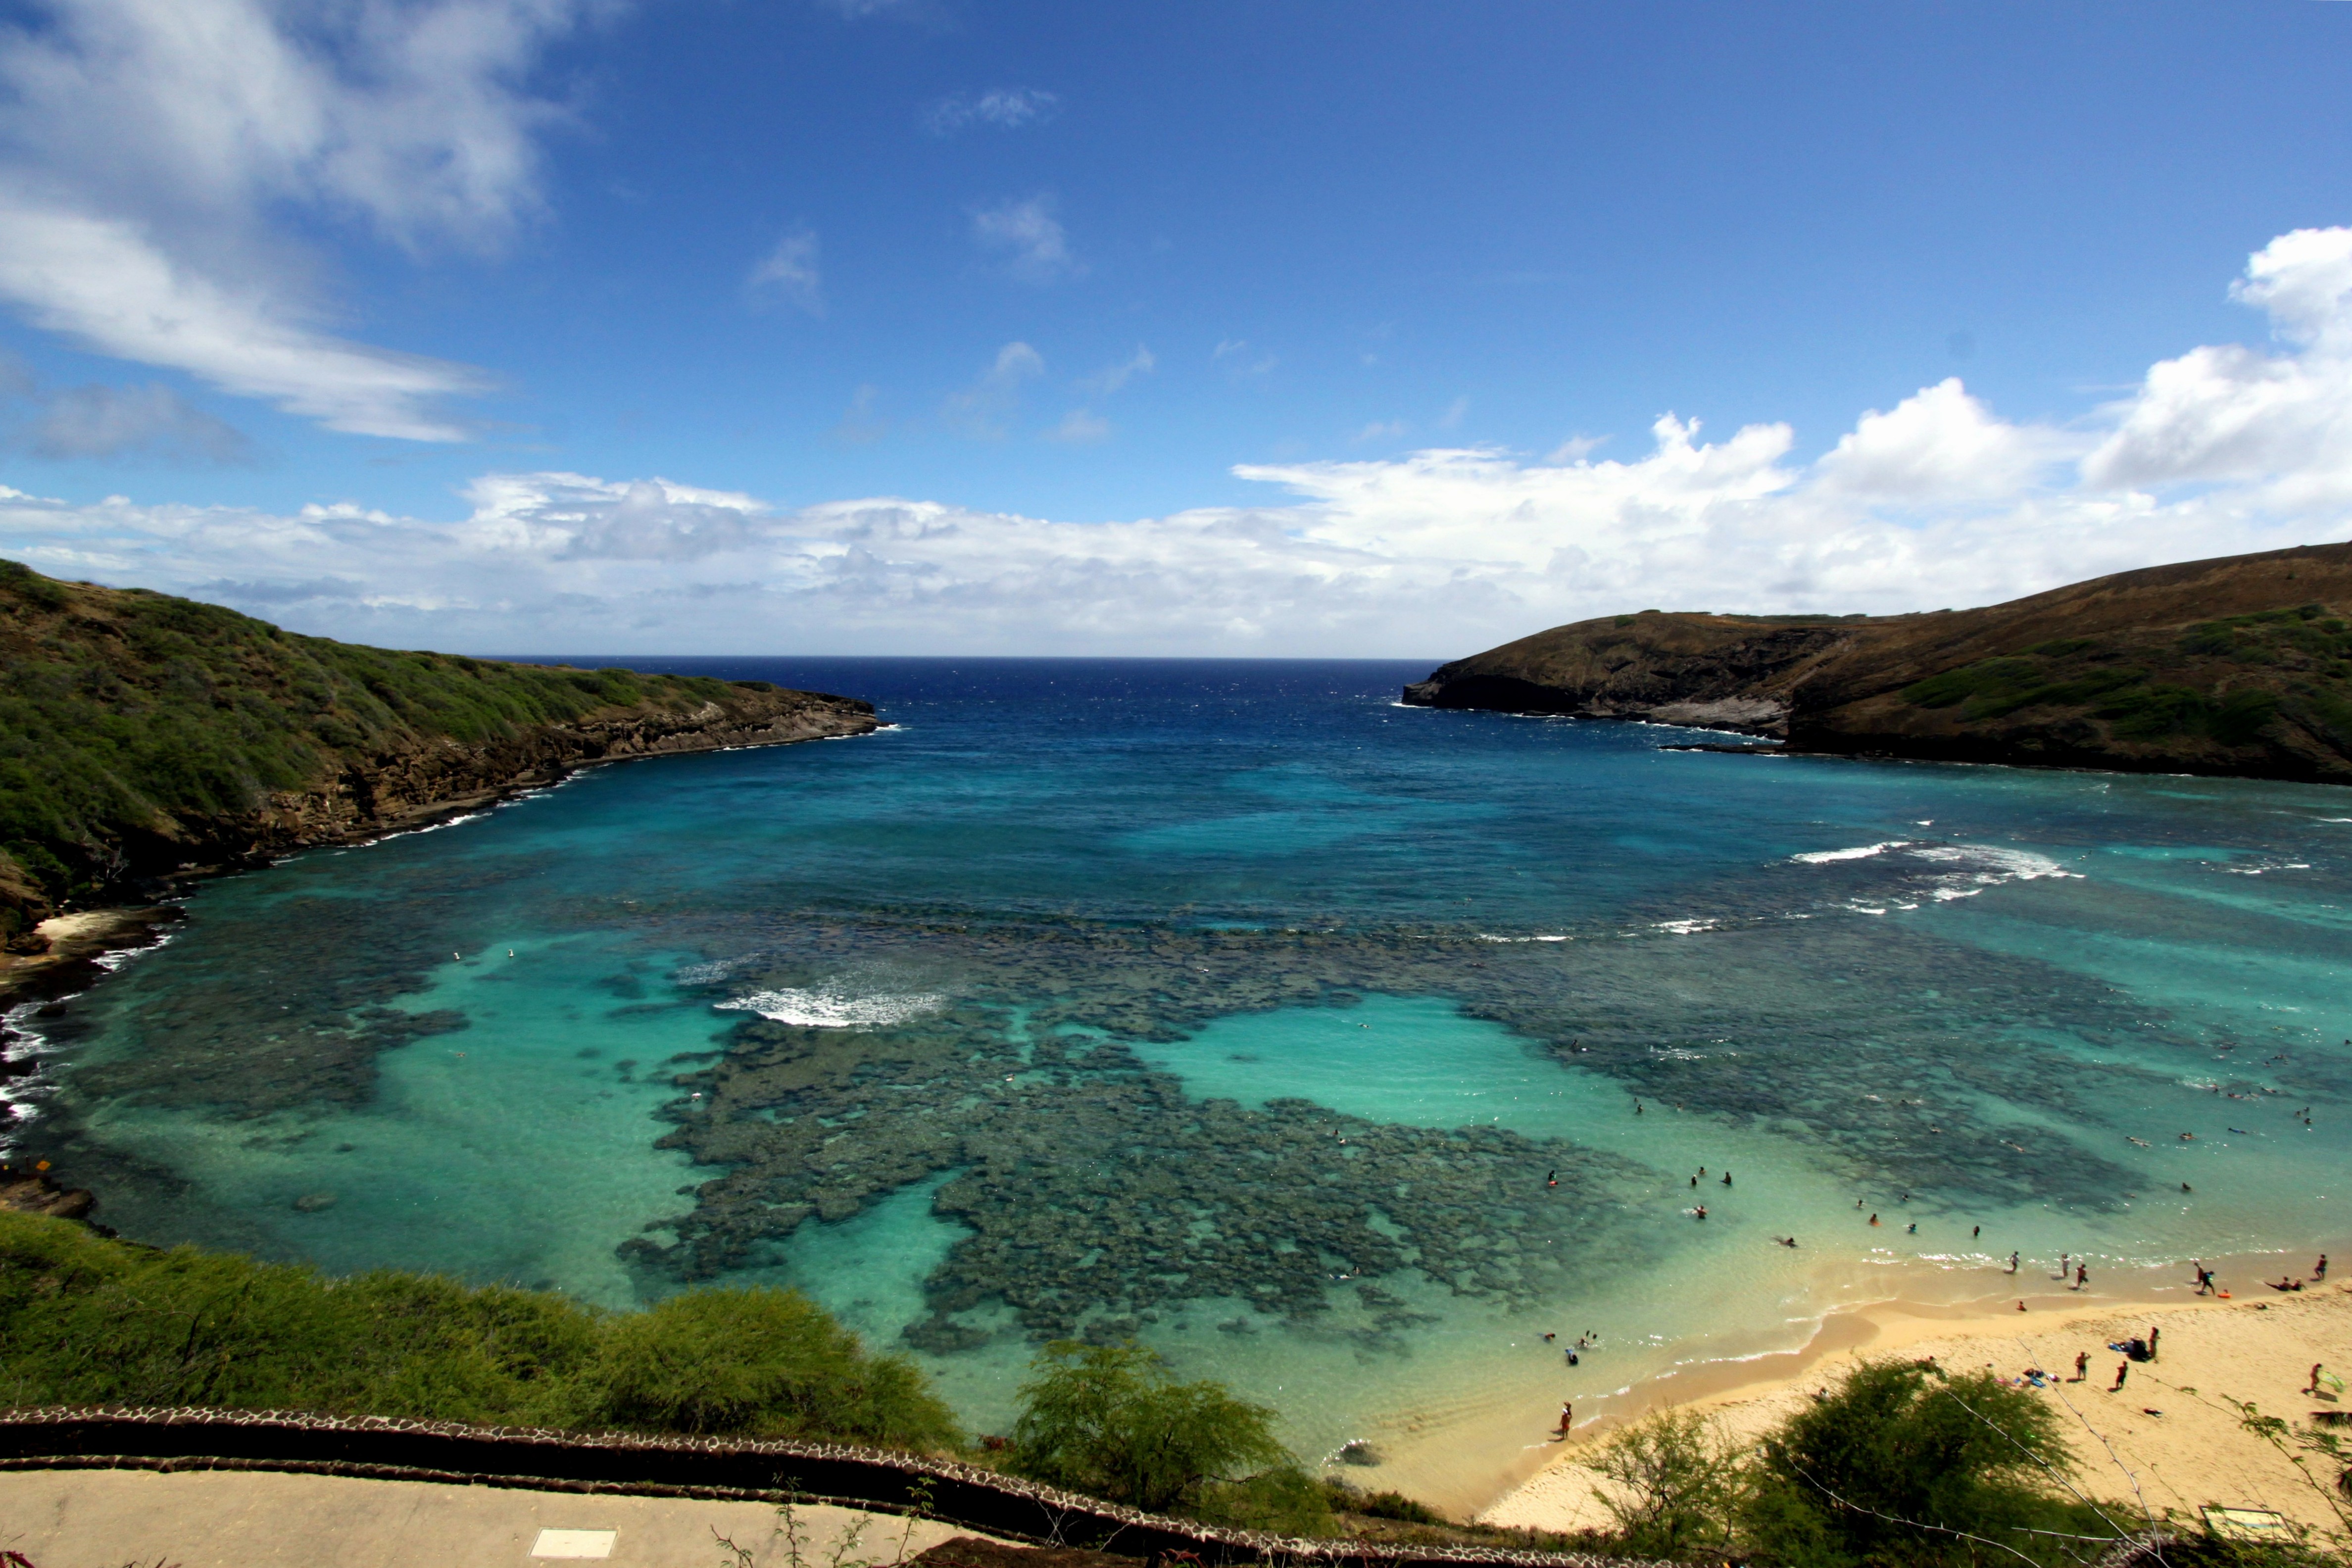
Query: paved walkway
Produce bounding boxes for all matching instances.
[0,1466,1003,1568]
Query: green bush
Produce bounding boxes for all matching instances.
[574,1286,959,1446]
[0,1211,958,1450]
[1744,1359,2118,1567]
[1325,1480,1447,1524]
[1191,1463,1337,1535]
[1592,1405,1746,1559]
[1006,1341,1290,1516]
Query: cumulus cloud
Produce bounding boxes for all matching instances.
[748,229,823,315]
[972,195,1078,284]
[7,226,2352,656]
[925,88,1059,136]
[2082,229,2352,500]
[0,0,593,439]
[941,342,1043,438]
[1813,377,2071,499]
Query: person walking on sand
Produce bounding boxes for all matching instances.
[2073,1351,2089,1382]
[2008,1252,2020,1274]
[2076,1263,2088,1290]
[1556,1401,1573,1436]
[2318,1255,2329,1280]
[2309,1364,2326,1396]
[2148,1326,2159,1361]
[2110,1361,2129,1392]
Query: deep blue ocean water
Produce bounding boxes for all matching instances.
[12,658,2352,1507]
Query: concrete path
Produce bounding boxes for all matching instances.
[0,1466,1003,1568]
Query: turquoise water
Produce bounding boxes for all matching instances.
[11,658,2352,1509]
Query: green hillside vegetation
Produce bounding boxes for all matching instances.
[0,1208,958,1447]
[0,558,806,940]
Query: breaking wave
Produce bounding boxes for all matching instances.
[715,987,944,1029]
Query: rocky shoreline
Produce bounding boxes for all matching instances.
[0,685,880,976]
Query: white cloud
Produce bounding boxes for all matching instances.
[0,0,593,439]
[748,229,823,315]
[1046,409,1110,444]
[1813,377,2070,499]
[925,88,1059,136]
[972,195,1079,284]
[8,225,2352,656]
[941,342,1043,438]
[1080,344,1154,397]
[0,197,492,440]
[1354,420,1408,444]
[2082,230,2352,501]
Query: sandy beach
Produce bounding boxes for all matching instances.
[1475,1277,2352,1542]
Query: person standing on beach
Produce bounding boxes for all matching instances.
[2110,1362,2129,1392]
[2318,1255,2329,1280]
[2076,1263,2088,1290]
[1556,1401,1573,1436]
[2148,1326,2159,1360]
[2008,1252,2020,1274]
[2073,1351,2089,1381]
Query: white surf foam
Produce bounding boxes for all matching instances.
[715,987,943,1029]
[1791,840,1909,864]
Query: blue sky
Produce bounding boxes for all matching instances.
[1,0,2350,654]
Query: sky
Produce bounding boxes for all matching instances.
[0,0,2350,656]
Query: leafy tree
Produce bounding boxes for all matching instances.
[1006,1341,1289,1515]
[1592,1405,1746,1559]
[1744,1358,2120,1567]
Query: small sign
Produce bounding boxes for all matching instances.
[531,1528,619,1559]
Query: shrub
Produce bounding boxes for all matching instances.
[1326,1480,1447,1524]
[1744,1358,2118,1567]
[1006,1341,1288,1515]
[0,1211,958,1452]
[574,1286,959,1447]
[1191,1463,1337,1535]
[1592,1406,1745,1559]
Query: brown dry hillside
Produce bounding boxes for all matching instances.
[1402,541,2352,784]
[0,560,877,946]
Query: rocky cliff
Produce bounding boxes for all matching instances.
[1404,541,2352,784]
[0,560,877,947]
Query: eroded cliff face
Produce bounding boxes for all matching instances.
[1403,542,2352,784]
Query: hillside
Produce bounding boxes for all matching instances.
[0,560,877,946]
[1401,541,2352,784]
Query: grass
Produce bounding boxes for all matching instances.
[0,558,788,937]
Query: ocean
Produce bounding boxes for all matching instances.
[11,657,2350,1510]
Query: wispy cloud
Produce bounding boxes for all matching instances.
[830,384,887,445]
[1354,420,1408,444]
[972,195,1079,284]
[1046,408,1110,443]
[0,0,591,440]
[1079,345,1155,397]
[925,88,1060,136]
[942,342,1043,438]
[1214,338,1277,378]
[747,229,824,315]
[20,382,253,464]
[13,227,2352,656]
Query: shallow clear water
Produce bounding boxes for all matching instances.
[13,658,2352,1508]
